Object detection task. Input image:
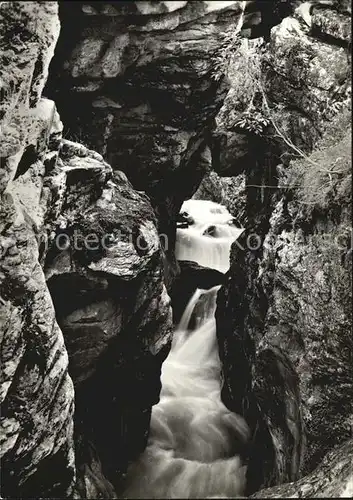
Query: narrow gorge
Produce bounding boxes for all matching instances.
[0,1,352,499]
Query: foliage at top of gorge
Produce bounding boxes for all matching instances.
[213,1,351,146]
[1,1,351,498]
[286,107,351,218]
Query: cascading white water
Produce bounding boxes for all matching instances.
[122,199,248,499]
[175,200,244,273]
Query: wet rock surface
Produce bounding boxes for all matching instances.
[216,2,352,493]
[251,438,353,498]
[170,260,225,324]
[1,2,173,497]
[0,3,75,497]
[44,1,275,265]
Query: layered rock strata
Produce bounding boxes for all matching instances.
[216,2,352,493]
[1,2,173,497]
[45,0,281,271]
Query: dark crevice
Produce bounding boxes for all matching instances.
[13,145,38,180]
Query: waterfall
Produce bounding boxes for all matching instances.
[175,199,244,273]
[123,200,248,499]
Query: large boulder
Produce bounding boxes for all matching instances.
[45,139,173,492]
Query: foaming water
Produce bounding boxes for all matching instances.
[123,200,248,499]
[175,199,244,273]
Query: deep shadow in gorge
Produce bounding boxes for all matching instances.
[1,1,352,498]
[44,0,283,277]
[215,139,291,495]
[44,0,352,495]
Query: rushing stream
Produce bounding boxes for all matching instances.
[175,199,244,273]
[123,200,248,499]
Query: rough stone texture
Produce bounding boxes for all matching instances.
[170,259,225,324]
[217,121,352,495]
[214,2,352,178]
[1,128,174,497]
[251,438,353,498]
[218,132,352,495]
[44,0,284,270]
[216,3,352,496]
[0,1,60,160]
[45,140,173,492]
[74,436,118,499]
[263,4,351,158]
[311,6,352,43]
[0,2,76,498]
[1,2,173,498]
[1,1,352,498]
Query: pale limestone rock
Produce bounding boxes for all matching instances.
[0,3,76,497]
[251,439,353,498]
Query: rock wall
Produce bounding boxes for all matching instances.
[251,438,353,498]
[216,2,352,494]
[0,3,75,497]
[1,1,351,498]
[45,140,173,495]
[44,0,278,272]
[1,2,173,497]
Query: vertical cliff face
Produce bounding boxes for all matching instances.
[0,3,75,497]
[1,2,173,497]
[215,2,352,494]
[44,0,270,271]
[43,141,173,496]
[1,1,351,498]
